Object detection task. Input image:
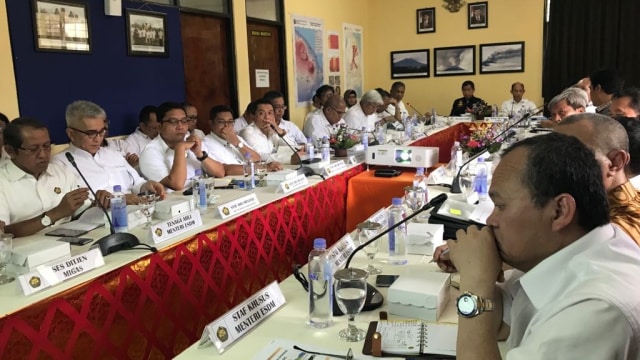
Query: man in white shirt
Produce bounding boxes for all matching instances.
[122,105,159,157]
[184,102,206,139]
[303,85,335,130]
[303,94,347,143]
[499,82,537,118]
[202,104,263,175]
[52,100,165,208]
[263,90,307,144]
[575,77,598,113]
[374,88,397,124]
[344,89,383,133]
[234,102,255,134]
[434,133,640,359]
[140,102,224,191]
[385,81,408,121]
[239,99,295,168]
[540,87,587,128]
[0,117,91,237]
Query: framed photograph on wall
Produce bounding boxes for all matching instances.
[468,2,488,29]
[433,45,475,77]
[126,9,168,57]
[390,49,430,79]
[31,0,91,53]
[416,7,435,34]
[480,41,525,74]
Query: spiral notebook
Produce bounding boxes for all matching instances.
[363,319,457,358]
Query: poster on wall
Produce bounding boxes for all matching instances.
[343,23,363,100]
[327,31,341,96]
[292,15,324,106]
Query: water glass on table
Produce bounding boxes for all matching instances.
[356,221,382,275]
[137,191,157,228]
[404,186,427,221]
[334,268,368,342]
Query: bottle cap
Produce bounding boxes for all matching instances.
[195,169,202,176]
[454,141,460,146]
[313,238,327,249]
[113,185,121,192]
[392,197,403,206]
[478,157,485,162]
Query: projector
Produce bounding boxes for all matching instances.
[366,145,439,168]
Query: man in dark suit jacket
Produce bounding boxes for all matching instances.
[470,7,486,25]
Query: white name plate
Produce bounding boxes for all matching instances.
[348,152,366,164]
[427,166,448,185]
[150,210,202,244]
[484,116,508,123]
[448,116,471,122]
[322,160,347,177]
[326,233,356,271]
[198,281,286,353]
[367,207,389,231]
[217,193,260,220]
[18,248,105,296]
[276,174,308,194]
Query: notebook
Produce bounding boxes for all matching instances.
[364,319,457,358]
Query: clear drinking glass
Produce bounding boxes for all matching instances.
[138,191,157,228]
[459,171,477,201]
[0,233,15,285]
[254,160,268,187]
[356,221,382,275]
[404,186,427,221]
[334,268,368,342]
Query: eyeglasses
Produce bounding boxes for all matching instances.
[70,127,108,139]
[330,107,346,116]
[19,143,52,155]
[273,105,287,110]
[215,120,235,126]
[162,117,191,126]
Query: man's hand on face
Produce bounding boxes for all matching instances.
[446,225,504,285]
[221,126,241,146]
[185,134,204,157]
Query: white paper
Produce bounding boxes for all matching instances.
[255,69,269,88]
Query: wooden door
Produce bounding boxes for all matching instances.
[246,22,283,101]
[181,12,231,135]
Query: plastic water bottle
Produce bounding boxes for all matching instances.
[492,105,498,117]
[475,157,489,201]
[306,137,315,162]
[451,141,463,171]
[192,169,208,214]
[431,108,437,126]
[321,136,331,161]
[413,167,427,190]
[405,117,413,140]
[243,153,255,191]
[377,126,385,144]
[308,238,333,328]
[111,185,128,233]
[361,126,368,151]
[388,198,408,265]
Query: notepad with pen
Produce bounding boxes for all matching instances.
[363,318,457,359]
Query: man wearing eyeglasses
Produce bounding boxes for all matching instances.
[52,101,165,209]
[303,94,347,143]
[202,105,262,175]
[344,89,384,134]
[0,117,92,237]
[183,102,206,139]
[263,90,307,144]
[140,102,224,191]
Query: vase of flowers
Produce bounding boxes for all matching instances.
[460,122,502,157]
[330,124,360,157]
[470,100,493,121]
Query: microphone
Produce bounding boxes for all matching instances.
[65,152,156,256]
[269,124,318,177]
[406,102,424,117]
[450,105,544,193]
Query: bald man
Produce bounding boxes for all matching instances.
[500,82,537,118]
[303,94,347,143]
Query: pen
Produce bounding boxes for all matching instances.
[429,247,449,263]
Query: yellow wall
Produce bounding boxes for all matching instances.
[0,0,19,119]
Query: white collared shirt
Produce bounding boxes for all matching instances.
[630,175,640,190]
[302,110,346,143]
[52,144,146,195]
[139,135,205,190]
[0,148,9,162]
[344,103,378,132]
[122,128,153,155]
[0,161,80,225]
[500,224,640,359]
[500,98,538,118]
[234,116,249,134]
[278,119,307,144]
[202,132,251,165]
[191,128,206,139]
[239,123,296,162]
[385,100,408,119]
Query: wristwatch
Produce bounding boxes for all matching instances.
[456,291,495,318]
[196,151,208,161]
[40,213,52,227]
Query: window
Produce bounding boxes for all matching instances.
[179,0,228,13]
[246,0,278,21]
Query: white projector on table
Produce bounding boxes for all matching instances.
[366,145,439,168]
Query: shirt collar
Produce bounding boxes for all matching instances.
[3,159,55,182]
[156,135,172,154]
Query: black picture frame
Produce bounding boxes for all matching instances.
[433,45,475,77]
[468,2,488,29]
[479,41,525,74]
[31,0,91,53]
[125,9,168,57]
[416,7,436,34]
[390,49,430,79]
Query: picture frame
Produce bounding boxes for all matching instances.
[433,45,475,77]
[31,0,91,53]
[390,49,430,79]
[125,9,168,57]
[416,7,436,34]
[479,41,525,74]
[468,2,488,29]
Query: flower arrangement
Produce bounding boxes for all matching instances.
[329,124,360,149]
[470,100,493,120]
[460,122,502,155]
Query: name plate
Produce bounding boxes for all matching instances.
[448,116,471,122]
[427,166,448,185]
[322,160,347,177]
[217,193,260,220]
[150,210,202,244]
[198,281,286,353]
[18,248,105,296]
[325,233,356,270]
[484,116,508,123]
[276,174,308,194]
[367,207,389,231]
[348,152,366,165]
